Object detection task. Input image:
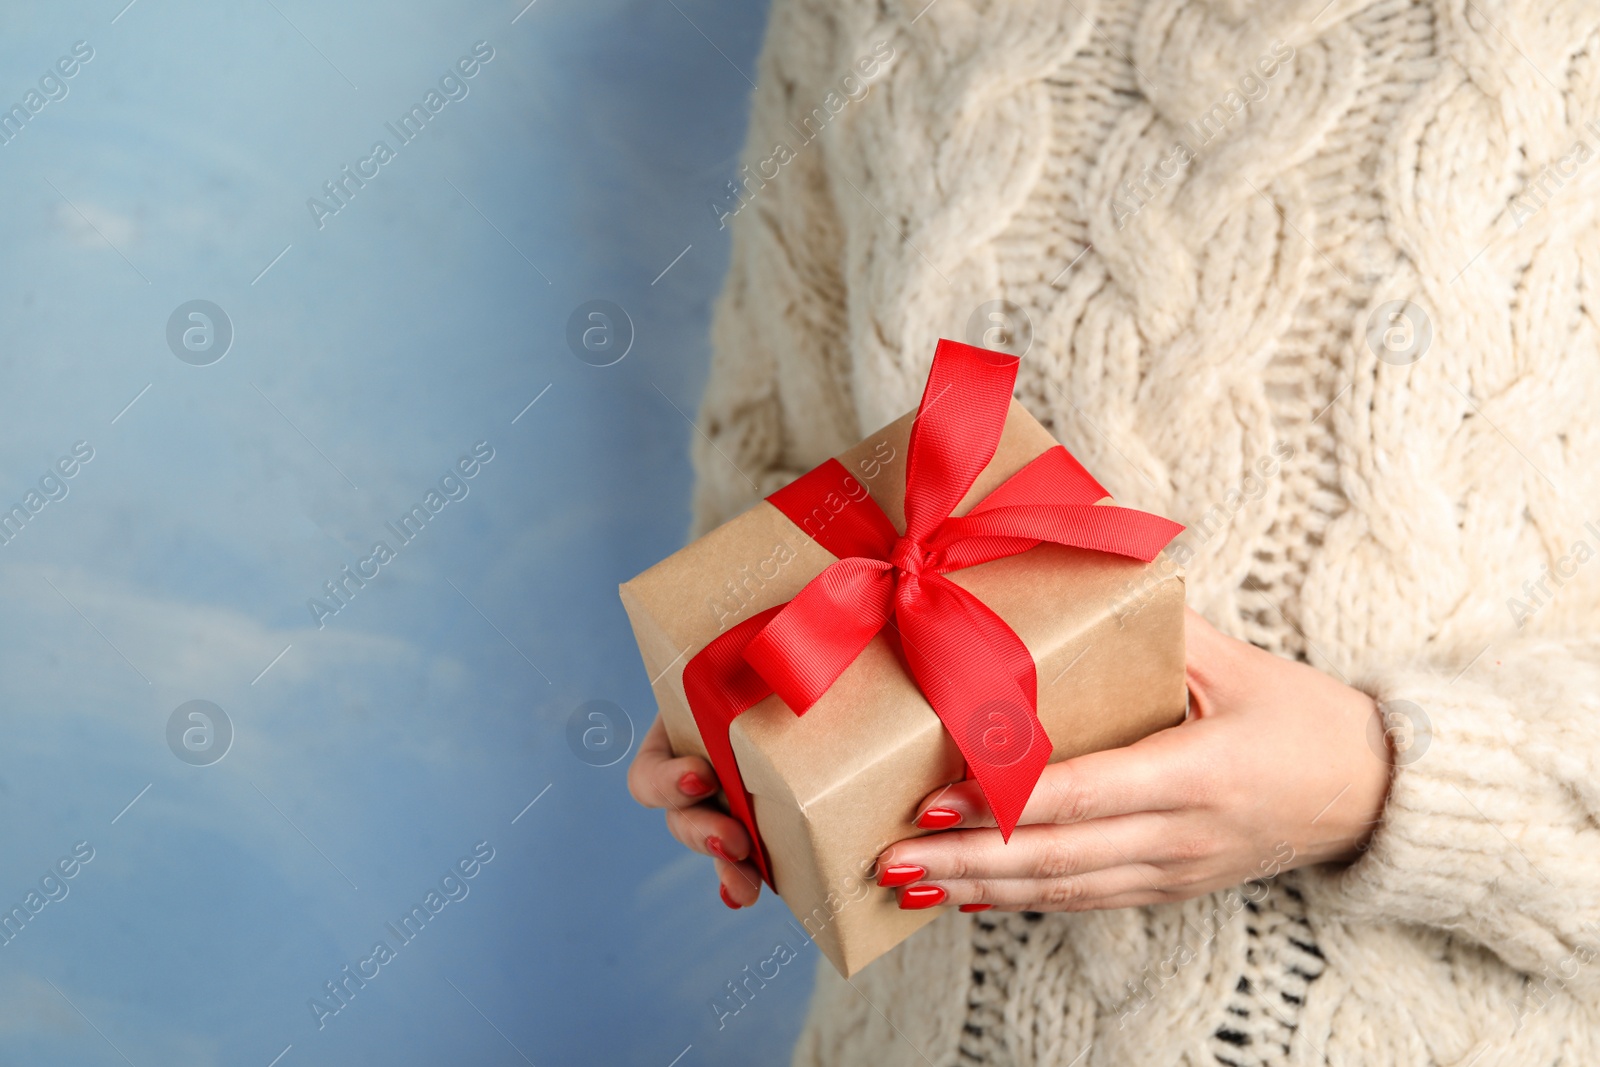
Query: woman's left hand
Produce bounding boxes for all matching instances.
[874,608,1394,913]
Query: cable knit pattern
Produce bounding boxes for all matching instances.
[691,0,1600,1063]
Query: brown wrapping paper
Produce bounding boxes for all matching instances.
[620,399,1186,976]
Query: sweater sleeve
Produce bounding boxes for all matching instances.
[689,0,867,538]
[1301,634,1600,986]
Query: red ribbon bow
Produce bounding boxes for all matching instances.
[682,339,1182,884]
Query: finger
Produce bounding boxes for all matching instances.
[628,715,720,809]
[911,728,1199,830]
[906,864,1168,912]
[1183,606,1244,717]
[715,856,763,908]
[992,885,1171,913]
[877,814,1170,884]
[664,805,754,863]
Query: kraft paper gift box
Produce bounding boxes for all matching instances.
[620,381,1186,977]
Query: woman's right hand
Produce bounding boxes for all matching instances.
[628,714,763,908]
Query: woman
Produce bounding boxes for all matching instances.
[630,0,1600,1062]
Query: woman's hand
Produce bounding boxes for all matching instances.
[627,714,765,908]
[873,608,1393,913]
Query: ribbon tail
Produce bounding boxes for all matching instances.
[681,606,786,886]
[900,340,1021,542]
[897,575,1050,839]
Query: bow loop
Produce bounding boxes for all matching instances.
[900,341,1020,542]
[741,556,896,716]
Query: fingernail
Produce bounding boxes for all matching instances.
[876,863,925,888]
[899,885,947,910]
[916,807,962,830]
[707,836,739,865]
[959,903,993,913]
[679,772,713,797]
[719,884,742,910]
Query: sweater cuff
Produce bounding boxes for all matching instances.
[1298,662,1552,957]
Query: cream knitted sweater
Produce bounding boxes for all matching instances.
[688,0,1600,1064]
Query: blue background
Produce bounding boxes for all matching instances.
[0,2,819,1064]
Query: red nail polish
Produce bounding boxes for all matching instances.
[707,836,738,864]
[899,885,947,910]
[916,807,962,830]
[679,772,713,797]
[719,884,741,909]
[876,864,926,888]
[959,903,993,912]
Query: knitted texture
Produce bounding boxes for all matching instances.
[690,0,1600,1063]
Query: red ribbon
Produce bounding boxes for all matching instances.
[682,339,1182,884]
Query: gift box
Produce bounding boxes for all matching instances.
[620,340,1187,976]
